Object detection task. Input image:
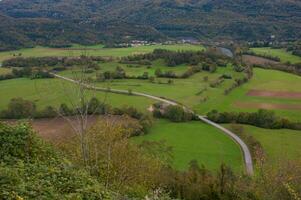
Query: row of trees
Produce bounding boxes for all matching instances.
[286,41,301,57]
[224,66,253,95]
[96,65,203,82]
[0,68,54,81]
[0,97,152,136]
[207,109,301,130]
[2,55,103,68]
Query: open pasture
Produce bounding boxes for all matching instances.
[60,59,189,78]
[194,68,301,121]
[133,119,243,171]
[224,124,301,166]
[1,67,300,121]
[0,78,154,112]
[83,64,244,108]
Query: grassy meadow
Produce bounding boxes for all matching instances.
[1,67,300,121]
[133,119,244,171]
[58,62,244,110]
[224,124,301,166]
[68,66,300,121]
[0,78,154,112]
[193,68,301,122]
[0,44,205,63]
[251,47,301,64]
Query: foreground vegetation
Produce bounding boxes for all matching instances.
[1,121,301,200]
[0,122,111,199]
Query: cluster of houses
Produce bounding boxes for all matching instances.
[114,37,202,48]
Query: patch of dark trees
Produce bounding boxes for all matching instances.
[287,42,301,57]
[207,109,301,131]
[96,65,204,82]
[0,68,54,81]
[2,56,104,69]
[152,103,198,122]
[123,49,230,67]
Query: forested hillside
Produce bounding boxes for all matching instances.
[0,0,301,50]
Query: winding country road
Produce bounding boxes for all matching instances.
[52,73,254,175]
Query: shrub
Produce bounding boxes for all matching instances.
[0,122,112,199]
[1,98,36,119]
[34,106,57,118]
[59,103,74,116]
[31,70,54,79]
[158,105,195,122]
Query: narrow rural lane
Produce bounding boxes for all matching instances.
[52,73,254,175]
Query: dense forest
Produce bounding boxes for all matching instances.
[0,0,301,50]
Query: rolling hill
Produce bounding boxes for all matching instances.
[0,0,301,50]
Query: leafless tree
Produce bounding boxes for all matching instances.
[35,55,111,166]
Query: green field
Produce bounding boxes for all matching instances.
[0,44,205,63]
[224,124,301,165]
[60,59,190,78]
[251,47,301,64]
[0,78,154,111]
[60,63,243,110]
[1,67,300,121]
[133,119,243,171]
[87,67,300,121]
[193,68,301,121]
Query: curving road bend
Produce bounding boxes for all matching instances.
[52,73,254,175]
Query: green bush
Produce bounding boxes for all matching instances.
[1,98,36,119]
[163,105,194,122]
[0,122,113,199]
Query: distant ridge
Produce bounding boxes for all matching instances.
[0,0,301,50]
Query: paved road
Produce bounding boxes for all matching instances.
[52,73,254,175]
